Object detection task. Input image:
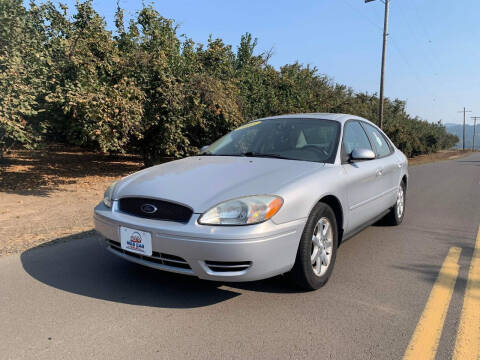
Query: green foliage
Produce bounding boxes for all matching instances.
[0,1,458,162]
[0,0,47,153]
[43,0,145,152]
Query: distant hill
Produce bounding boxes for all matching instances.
[445,123,480,149]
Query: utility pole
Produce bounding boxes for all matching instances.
[458,108,472,150]
[471,116,479,151]
[365,0,389,130]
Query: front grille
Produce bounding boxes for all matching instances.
[205,260,252,273]
[108,240,191,270]
[118,197,192,223]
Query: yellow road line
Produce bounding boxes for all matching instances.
[453,226,480,360]
[403,246,461,360]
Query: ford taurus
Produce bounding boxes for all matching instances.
[94,113,408,290]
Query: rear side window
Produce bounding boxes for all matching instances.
[342,121,373,156]
[362,123,392,157]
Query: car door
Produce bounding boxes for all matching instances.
[341,120,387,233]
[361,122,398,209]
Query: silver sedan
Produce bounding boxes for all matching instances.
[94,113,408,290]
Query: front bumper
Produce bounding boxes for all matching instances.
[94,202,306,282]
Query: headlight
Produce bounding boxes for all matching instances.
[103,181,118,208]
[198,195,283,225]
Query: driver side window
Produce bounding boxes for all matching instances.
[342,121,373,161]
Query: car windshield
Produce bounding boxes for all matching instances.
[202,118,341,163]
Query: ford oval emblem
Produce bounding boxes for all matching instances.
[141,203,158,214]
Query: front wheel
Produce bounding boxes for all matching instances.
[288,202,338,290]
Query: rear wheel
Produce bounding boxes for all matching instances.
[289,202,338,290]
[384,181,406,225]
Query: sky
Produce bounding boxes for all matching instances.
[35,0,480,125]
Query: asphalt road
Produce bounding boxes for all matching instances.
[1,153,479,360]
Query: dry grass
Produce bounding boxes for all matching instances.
[408,149,473,166]
[0,147,143,255]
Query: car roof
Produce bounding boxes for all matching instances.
[255,113,376,126]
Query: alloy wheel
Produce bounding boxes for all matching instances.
[396,186,405,218]
[311,217,334,277]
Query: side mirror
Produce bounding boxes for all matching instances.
[199,145,209,154]
[350,148,375,161]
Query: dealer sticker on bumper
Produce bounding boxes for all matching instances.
[120,226,152,257]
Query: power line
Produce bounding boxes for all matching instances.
[393,1,443,77]
[388,37,435,98]
[341,0,439,117]
[387,1,443,107]
[341,0,383,32]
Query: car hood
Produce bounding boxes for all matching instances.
[114,156,325,213]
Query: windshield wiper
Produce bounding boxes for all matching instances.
[198,152,243,157]
[199,152,292,159]
[242,152,292,160]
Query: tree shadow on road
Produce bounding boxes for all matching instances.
[455,157,480,166]
[392,240,478,300]
[20,231,300,309]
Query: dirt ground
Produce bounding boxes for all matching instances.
[0,147,473,255]
[0,148,143,255]
[407,149,473,165]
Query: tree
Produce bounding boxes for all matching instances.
[0,0,48,155]
[0,1,458,164]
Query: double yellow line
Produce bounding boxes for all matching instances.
[403,226,480,360]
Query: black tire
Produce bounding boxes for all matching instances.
[288,202,338,291]
[384,181,406,226]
